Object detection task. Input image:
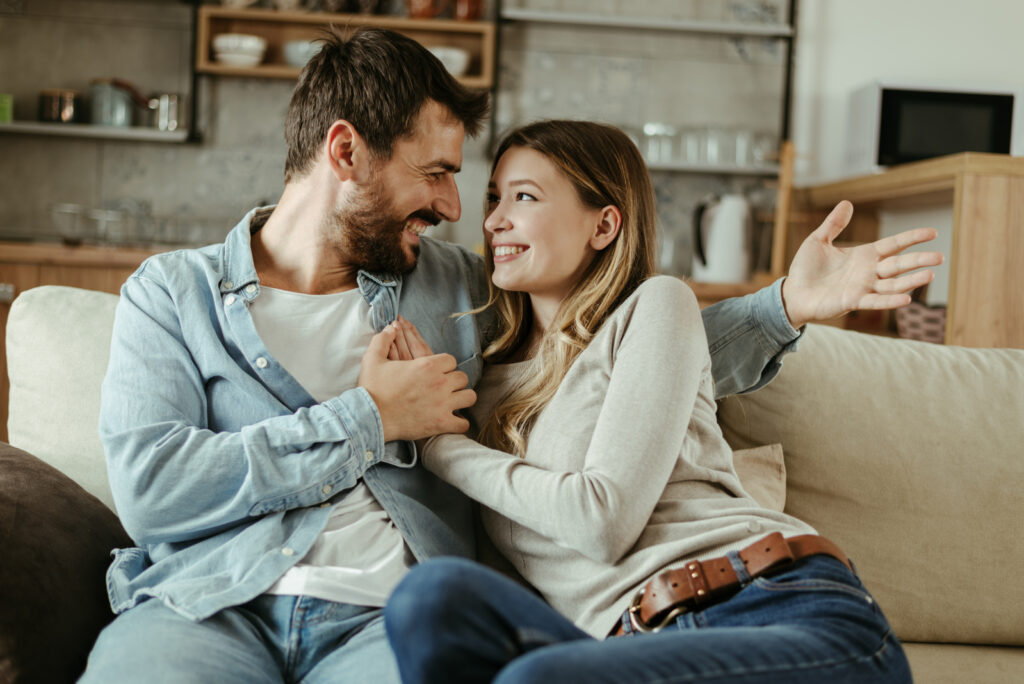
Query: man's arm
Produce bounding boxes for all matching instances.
[101,273,471,547]
[704,200,942,398]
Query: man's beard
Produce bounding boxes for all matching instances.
[332,181,440,276]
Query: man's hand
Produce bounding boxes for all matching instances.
[781,200,944,329]
[359,322,475,442]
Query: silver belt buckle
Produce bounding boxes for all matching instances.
[627,588,688,634]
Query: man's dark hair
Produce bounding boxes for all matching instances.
[283,26,490,182]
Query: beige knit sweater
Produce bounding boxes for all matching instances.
[422,276,814,638]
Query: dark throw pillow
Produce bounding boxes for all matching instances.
[0,442,131,683]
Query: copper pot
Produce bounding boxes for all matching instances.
[39,89,80,123]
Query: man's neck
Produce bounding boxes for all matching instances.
[254,181,361,294]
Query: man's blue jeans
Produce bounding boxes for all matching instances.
[385,555,912,684]
[81,595,398,683]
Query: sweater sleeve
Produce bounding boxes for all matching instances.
[422,277,705,564]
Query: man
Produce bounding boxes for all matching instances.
[82,27,939,683]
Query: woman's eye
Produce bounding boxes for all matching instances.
[484,193,499,207]
[515,192,536,201]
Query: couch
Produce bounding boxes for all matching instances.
[3,285,1023,682]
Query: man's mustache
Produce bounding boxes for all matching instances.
[408,209,442,226]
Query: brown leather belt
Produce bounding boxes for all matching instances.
[610,533,851,637]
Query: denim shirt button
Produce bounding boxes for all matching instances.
[222,280,233,290]
[225,294,236,306]
[321,484,332,495]
[245,284,257,295]
[255,357,268,369]
[364,449,374,462]
[281,547,295,556]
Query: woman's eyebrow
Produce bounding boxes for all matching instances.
[488,179,542,190]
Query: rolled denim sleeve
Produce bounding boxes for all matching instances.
[700,278,803,398]
[100,273,387,546]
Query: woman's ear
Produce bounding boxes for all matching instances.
[590,205,622,251]
[326,120,370,182]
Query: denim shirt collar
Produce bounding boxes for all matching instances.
[219,206,401,328]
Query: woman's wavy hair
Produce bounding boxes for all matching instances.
[477,120,657,455]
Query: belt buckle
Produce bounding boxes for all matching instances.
[627,588,688,634]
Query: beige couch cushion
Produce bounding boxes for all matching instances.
[6,286,119,511]
[718,324,1024,646]
[903,642,1024,683]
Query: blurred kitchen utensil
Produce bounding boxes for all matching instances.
[284,39,321,68]
[691,194,752,283]
[455,0,482,20]
[428,46,470,76]
[212,33,267,67]
[0,93,13,124]
[51,203,86,245]
[90,79,148,127]
[407,0,450,18]
[642,122,677,163]
[147,93,183,131]
[38,89,80,123]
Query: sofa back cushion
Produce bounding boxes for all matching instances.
[717,324,1024,646]
[7,285,119,511]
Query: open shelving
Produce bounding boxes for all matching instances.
[196,6,496,89]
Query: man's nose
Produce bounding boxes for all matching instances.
[434,175,461,223]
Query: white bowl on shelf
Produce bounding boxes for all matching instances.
[428,46,470,77]
[215,51,264,68]
[212,33,267,57]
[283,40,321,68]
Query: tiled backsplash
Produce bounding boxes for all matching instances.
[2,0,788,276]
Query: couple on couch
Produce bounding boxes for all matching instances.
[82,27,939,684]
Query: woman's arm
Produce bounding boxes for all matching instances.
[421,277,705,565]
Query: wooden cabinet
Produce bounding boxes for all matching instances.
[789,152,1024,349]
[196,5,496,89]
[0,243,161,443]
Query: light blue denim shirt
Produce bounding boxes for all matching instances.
[99,206,799,621]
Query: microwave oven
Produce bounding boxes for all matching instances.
[845,81,1022,174]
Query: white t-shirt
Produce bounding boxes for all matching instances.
[250,285,414,607]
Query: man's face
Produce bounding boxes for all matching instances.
[335,100,465,274]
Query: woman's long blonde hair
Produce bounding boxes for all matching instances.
[478,120,657,455]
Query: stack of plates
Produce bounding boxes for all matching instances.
[212,33,267,68]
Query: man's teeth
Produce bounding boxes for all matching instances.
[494,245,525,257]
[404,221,427,236]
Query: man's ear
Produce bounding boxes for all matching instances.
[590,205,622,251]
[326,120,371,182]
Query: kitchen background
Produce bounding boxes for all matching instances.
[2,0,1021,300]
[0,0,790,277]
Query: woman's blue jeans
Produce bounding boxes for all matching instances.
[384,555,911,684]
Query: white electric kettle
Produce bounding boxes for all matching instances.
[691,194,752,283]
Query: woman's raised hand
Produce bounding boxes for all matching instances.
[387,315,435,360]
[780,200,943,330]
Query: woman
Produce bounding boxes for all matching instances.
[382,120,912,683]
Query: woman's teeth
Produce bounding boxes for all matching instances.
[494,245,525,257]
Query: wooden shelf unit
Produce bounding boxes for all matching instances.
[791,152,1024,349]
[196,6,496,89]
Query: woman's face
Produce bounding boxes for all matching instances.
[484,147,610,306]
